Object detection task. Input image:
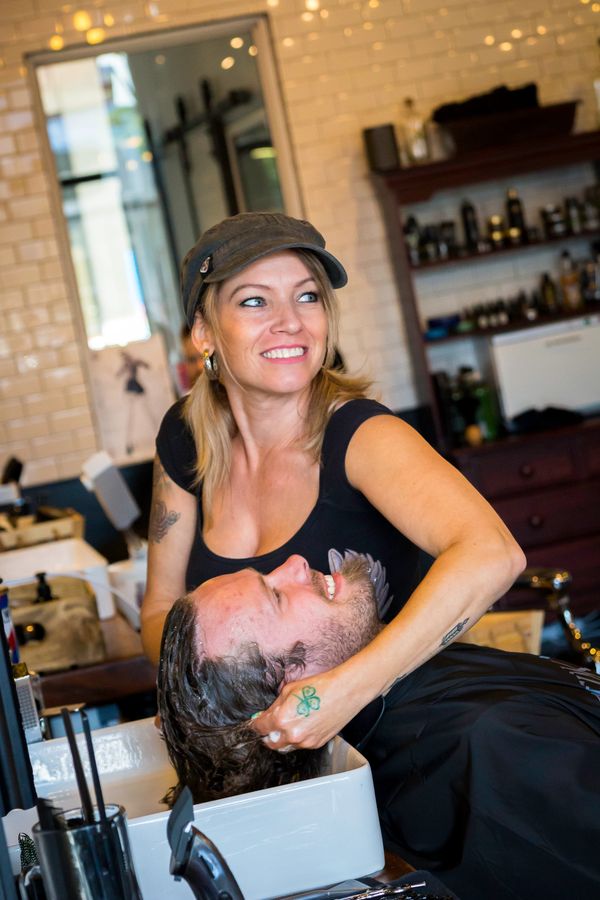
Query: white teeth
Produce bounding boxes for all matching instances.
[324,574,335,600]
[262,347,305,359]
[327,547,393,620]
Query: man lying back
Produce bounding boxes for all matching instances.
[158,551,600,899]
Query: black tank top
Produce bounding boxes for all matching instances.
[155,398,421,619]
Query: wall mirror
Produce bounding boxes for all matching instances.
[31,17,301,357]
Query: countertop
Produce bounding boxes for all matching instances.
[40,612,157,707]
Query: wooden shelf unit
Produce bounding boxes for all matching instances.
[377,131,600,205]
[371,129,600,452]
[373,132,600,618]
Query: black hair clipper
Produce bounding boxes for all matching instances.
[167,787,245,900]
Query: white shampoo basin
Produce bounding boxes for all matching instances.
[3,717,384,899]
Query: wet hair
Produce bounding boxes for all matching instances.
[157,595,326,807]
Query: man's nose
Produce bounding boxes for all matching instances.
[270,554,311,585]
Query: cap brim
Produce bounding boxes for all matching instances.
[204,239,348,290]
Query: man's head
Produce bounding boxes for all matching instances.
[158,551,387,805]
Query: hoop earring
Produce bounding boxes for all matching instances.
[203,349,219,381]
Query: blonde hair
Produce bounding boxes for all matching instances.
[183,251,371,521]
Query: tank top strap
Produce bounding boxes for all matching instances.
[321,398,394,492]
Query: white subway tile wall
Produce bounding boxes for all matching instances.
[0,0,599,484]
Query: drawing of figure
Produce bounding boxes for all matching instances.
[116,349,160,456]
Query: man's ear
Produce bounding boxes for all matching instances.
[279,659,307,686]
[191,314,214,356]
[278,641,310,687]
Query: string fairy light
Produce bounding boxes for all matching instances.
[72,9,92,31]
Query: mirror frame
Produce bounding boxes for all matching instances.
[25,15,304,453]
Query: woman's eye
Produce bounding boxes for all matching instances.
[239,297,265,307]
[298,291,319,303]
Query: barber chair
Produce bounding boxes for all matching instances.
[502,566,598,670]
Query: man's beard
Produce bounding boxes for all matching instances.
[306,552,384,672]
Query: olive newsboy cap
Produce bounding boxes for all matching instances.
[180,211,348,325]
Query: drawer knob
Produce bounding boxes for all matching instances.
[519,463,534,478]
[528,514,544,528]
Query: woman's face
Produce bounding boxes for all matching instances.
[202,250,329,399]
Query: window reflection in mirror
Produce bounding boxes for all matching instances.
[34,22,292,356]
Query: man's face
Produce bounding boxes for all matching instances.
[191,554,381,673]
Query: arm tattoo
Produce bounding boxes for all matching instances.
[293,686,321,717]
[149,499,181,543]
[440,618,469,646]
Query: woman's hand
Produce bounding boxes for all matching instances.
[249,665,367,752]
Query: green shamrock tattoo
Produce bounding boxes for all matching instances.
[293,686,321,718]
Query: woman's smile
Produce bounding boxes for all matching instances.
[260,344,308,362]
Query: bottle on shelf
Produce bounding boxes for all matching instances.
[506,187,527,244]
[541,204,568,239]
[540,272,560,314]
[529,290,543,319]
[559,250,583,311]
[506,296,523,323]
[420,225,439,262]
[487,304,500,328]
[581,254,600,303]
[456,307,475,333]
[565,197,583,235]
[400,97,430,164]
[439,220,458,258]
[460,199,481,252]
[447,374,468,447]
[495,299,510,326]
[432,371,463,444]
[454,368,480,446]
[455,367,501,446]
[403,215,421,266]
[581,195,600,231]
[518,289,538,322]
[436,227,450,261]
[471,373,501,443]
[474,303,489,329]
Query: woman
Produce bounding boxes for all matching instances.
[141,211,525,752]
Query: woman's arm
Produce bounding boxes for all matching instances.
[253,414,526,749]
[343,413,526,693]
[141,456,198,664]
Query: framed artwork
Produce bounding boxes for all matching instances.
[88,334,176,465]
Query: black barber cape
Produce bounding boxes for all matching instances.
[348,643,600,900]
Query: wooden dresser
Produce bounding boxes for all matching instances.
[452,418,600,616]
